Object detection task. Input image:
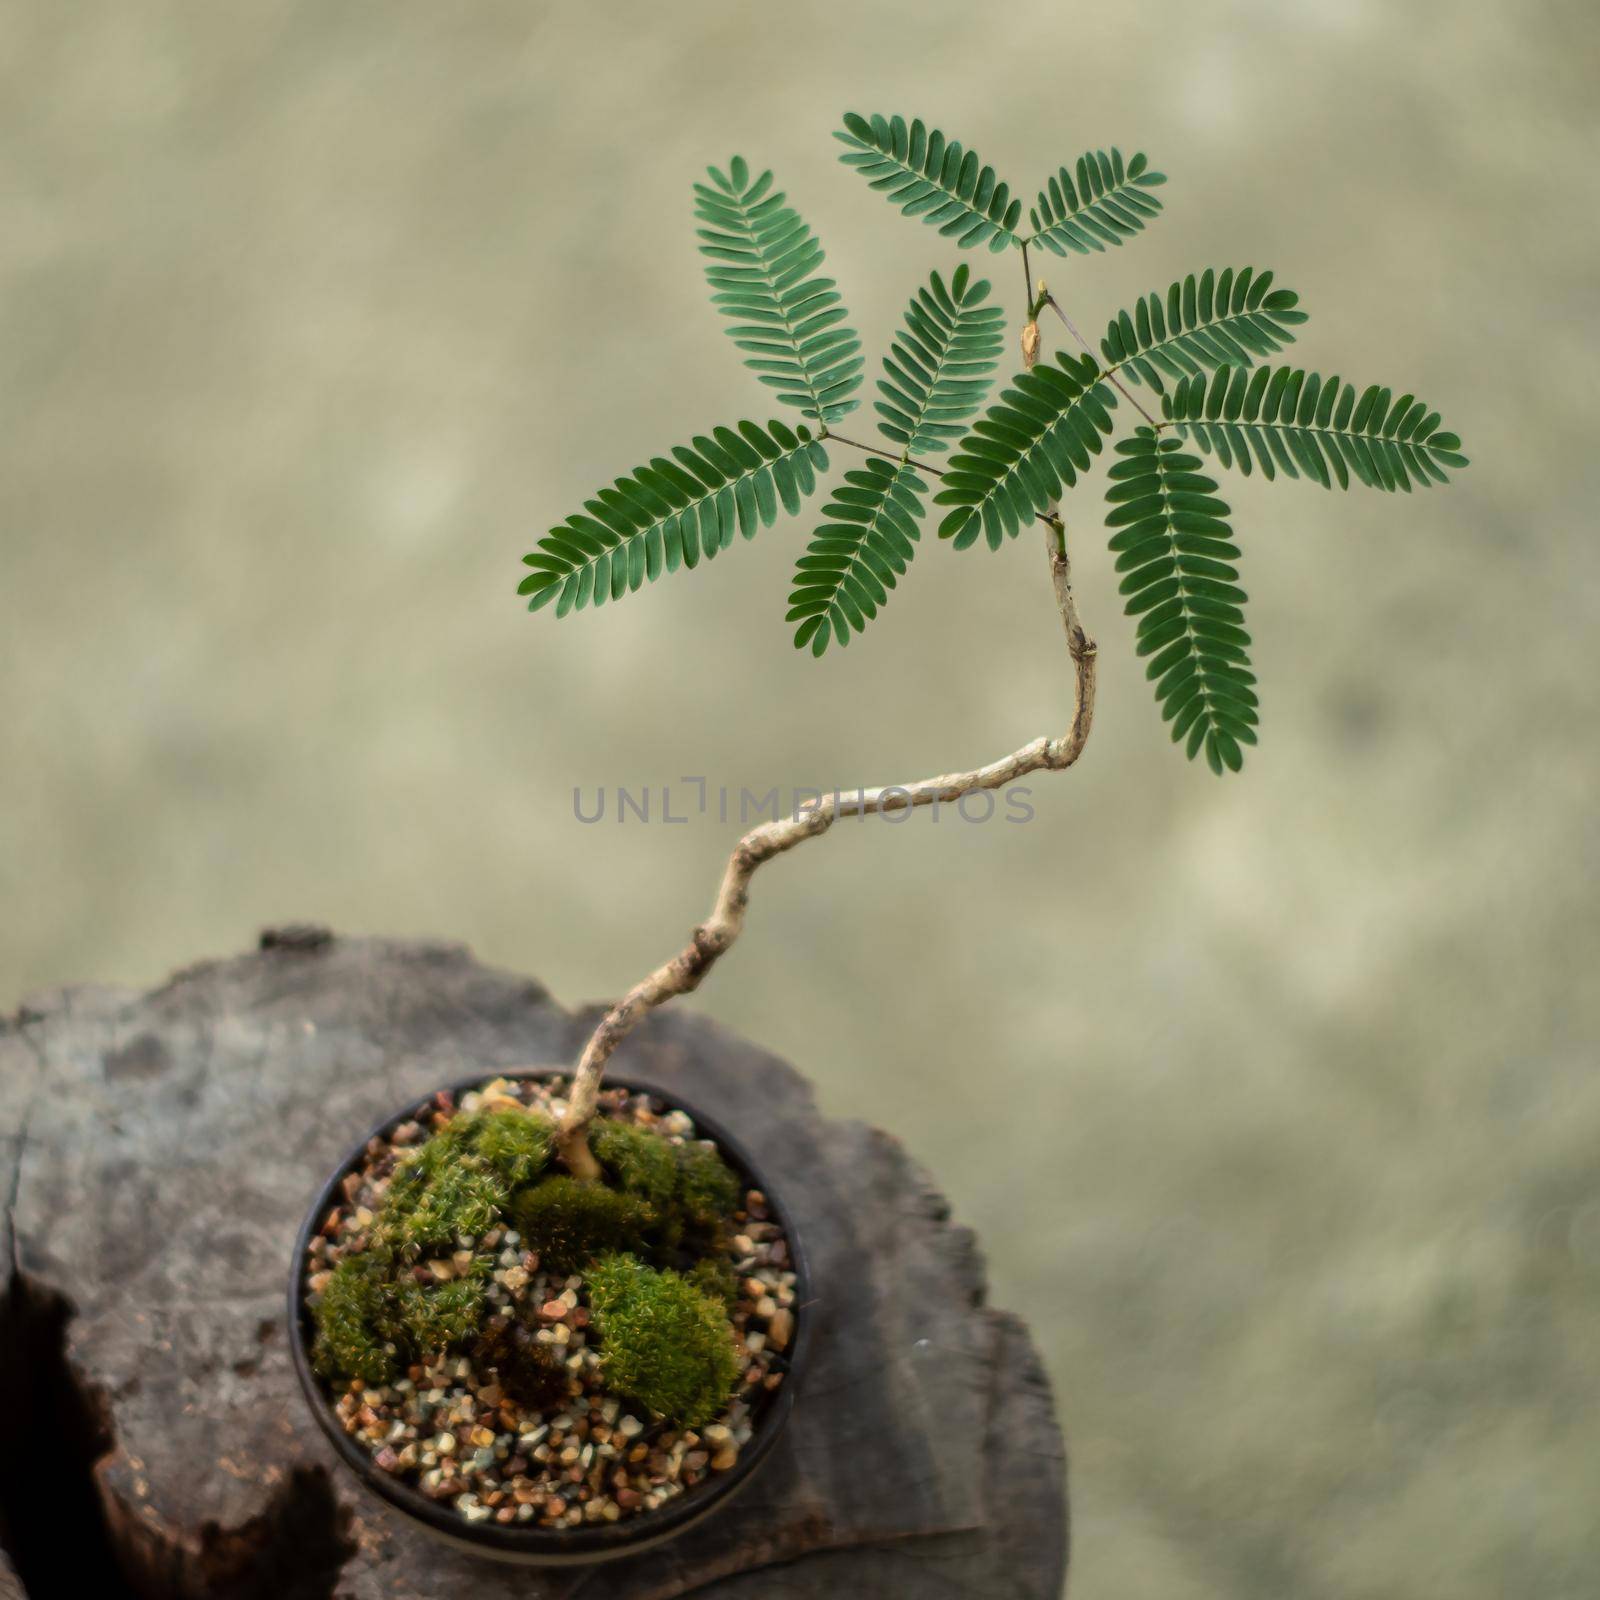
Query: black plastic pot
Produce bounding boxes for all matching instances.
[289,1067,814,1565]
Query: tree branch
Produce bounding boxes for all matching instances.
[823,431,1062,532]
[1041,292,1163,429]
[823,430,947,478]
[555,518,1097,1173]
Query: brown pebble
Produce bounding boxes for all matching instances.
[767,1307,794,1350]
[538,1298,567,1323]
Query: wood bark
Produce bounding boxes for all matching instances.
[0,932,1067,1598]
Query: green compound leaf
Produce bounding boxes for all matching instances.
[1107,431,1257,776]
[1102,267,1308,393]
[695,158,863,424]
[1028,147,1166,256]
[788,458,927,656]
[520,420,828,617]
[877,263,1006,454]
[836,112,1024,253]
[1162,366,1469,490]
[935,351,1119,550]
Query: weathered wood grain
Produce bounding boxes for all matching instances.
[0,934,1066,1597]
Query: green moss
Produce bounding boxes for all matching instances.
[311,1104,742,1391]
[510,1176,655,1275]
[592,1119,681,1213]
[311,1256,398,1384]
[380,1153,505,1252]
[685,1256,740,1311]
[588,1117,742,1246]
[674,1140,742,1231]
[393,1274,488,1357]
[377,1107,553,1254]
[588,1252,739,1427]
[312,1255,497,1381]
[471,1107,556,1188]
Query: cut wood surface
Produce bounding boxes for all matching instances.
[0,932,1066,1597]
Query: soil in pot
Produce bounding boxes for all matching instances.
[299,1074,798,1536]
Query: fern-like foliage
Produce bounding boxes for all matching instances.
[786,460,927,655]
[1163,366,1468,491]
[1102,267,1307,392]
[694,158,863,423]
[785,266,1004,656]
[877,264,1006,453]
[936,353,1118,550]
[1028,149,1166,257]
[520,420,828,616]
[1107,431,1257,775]
[836,113,1023,252]
[521,115,1471,778]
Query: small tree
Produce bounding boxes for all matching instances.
[520,112,1468,1177]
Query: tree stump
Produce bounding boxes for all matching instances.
[0,933,1067,1598]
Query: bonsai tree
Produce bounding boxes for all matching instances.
[519,111,1468,1177]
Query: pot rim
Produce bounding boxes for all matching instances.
[287,1065,815,1565]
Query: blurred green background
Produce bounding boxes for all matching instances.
[3,2,1597,1594]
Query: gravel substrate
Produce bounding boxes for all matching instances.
[302,1076,797,1530]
